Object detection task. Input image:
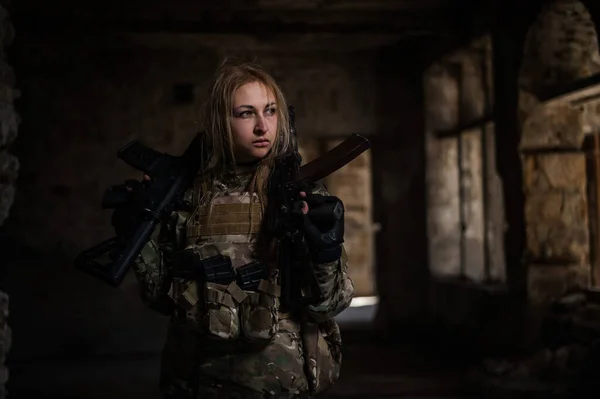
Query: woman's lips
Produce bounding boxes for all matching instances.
[252,141,270,147]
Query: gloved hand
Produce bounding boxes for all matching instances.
[111,177,148,238]
[295,191,345,264]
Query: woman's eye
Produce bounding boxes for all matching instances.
[239,111,252,118]
[265,107,276,116]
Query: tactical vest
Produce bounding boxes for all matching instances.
[168,183,282,343]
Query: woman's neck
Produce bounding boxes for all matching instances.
[236,158,261,167]
[220,159,261,191]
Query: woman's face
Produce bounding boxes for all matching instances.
[230,81,278,163]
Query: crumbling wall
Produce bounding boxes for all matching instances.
[0,1,16,397]
[470,1,600,392]
[519,0,600,305]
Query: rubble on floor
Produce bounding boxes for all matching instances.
[470,289,600,398]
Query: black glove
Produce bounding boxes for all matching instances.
[111,179,146,238]
[297,193,345,264]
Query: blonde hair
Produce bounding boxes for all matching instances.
[198,60,294,207]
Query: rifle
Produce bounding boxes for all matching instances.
[75,109,370,295]
[267,106,371,312]
[73,133,208,287]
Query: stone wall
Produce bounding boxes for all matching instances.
[518,0,600,306]
[0,2,17,226]
[0,2,16,398]
[519,0,600,100]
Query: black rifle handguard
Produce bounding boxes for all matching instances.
[74,133,208,287]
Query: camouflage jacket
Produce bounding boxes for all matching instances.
[133,166,354,398]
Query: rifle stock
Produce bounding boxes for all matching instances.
[74,133,207,287]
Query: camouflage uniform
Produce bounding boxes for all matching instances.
[133,165,354,398]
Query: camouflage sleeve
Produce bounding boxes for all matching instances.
[305,246,355,322]
[132,210,187,315]
[304,183,355,322]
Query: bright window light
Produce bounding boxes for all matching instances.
[349,296,379,308]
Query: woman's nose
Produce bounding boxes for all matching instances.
[254,115,268,133]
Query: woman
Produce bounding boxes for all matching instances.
[131,61,354,398]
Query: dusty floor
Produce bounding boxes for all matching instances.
[1,251,591,398]
[6,323,476,398]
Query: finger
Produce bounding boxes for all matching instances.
[143,174,151,181]
[303,193,327,207]
[299,191,306,198]
[301,201,309,215]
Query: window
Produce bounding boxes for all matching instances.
[424,35,506,285]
